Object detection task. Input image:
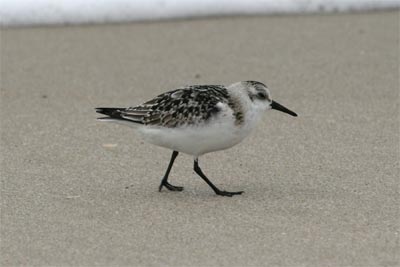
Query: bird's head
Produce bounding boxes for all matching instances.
[242,81,297,117]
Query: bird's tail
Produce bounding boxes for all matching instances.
[95,107,125,120]
[95,107,143,127]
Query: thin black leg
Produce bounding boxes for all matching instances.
[159,151,183,192]
[193,159,243,197]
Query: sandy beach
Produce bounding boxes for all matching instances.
[1,11,399,266]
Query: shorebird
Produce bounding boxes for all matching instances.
[96,81,297,196]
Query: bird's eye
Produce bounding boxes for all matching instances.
[257,92,267,99]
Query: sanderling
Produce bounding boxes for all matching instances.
[96,81,297,197]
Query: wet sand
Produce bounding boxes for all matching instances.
[1,11,399,266]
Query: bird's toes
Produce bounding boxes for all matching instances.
[168,185,184,191]
[159,181,184,192]
[217,190,244,197]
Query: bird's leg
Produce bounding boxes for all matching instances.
[193,159,243,197]
[159,151,183,192]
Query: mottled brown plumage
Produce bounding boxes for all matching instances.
[98,85,246,127]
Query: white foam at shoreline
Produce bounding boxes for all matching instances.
[1,0,399,26]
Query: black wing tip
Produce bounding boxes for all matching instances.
[95,107,123,117]
[95,107,145,125]
[95,107,126,120]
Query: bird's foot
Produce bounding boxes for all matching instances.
[159,181,184,192]
[215,190,244,197]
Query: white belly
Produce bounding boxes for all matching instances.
[138,123,239,157]
[137,110,261,157]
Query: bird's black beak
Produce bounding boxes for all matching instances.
[271,101,297,117]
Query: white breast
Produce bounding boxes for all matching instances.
[137,101,263,157]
